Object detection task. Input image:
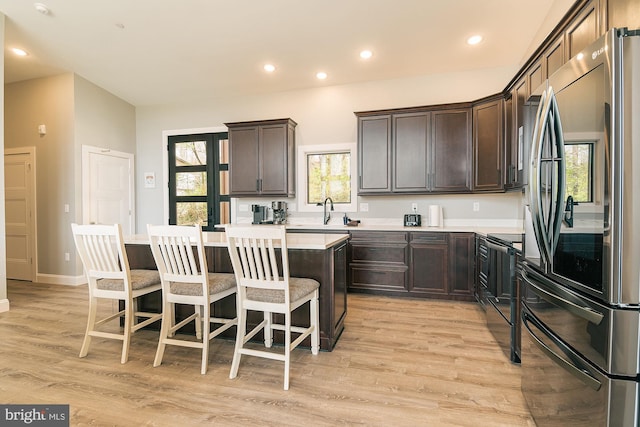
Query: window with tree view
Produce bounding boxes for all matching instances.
[565,142,593,203]
[168,132,230,230]
[307,152,351,204]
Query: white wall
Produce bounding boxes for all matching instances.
[135,66,522,229]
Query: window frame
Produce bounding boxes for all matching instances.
[564,141,594,204]
[296,143,357,213]
[563,131,604,212]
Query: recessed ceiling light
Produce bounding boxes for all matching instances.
[316,72,327,80]
[11,48,28,56]
[467,35,483,45]
[263,64,276,73]
[34,3,50,15]
[360,50,373,60]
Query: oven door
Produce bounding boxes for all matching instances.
[521,303,640,426]
[522,262,640,378]
[485,240,518,362]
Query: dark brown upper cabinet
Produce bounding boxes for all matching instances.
[431,109,472,192]
[357,106,471,195]
[566,0,602,59]
[358,115,392,193]
[393,112,430,192]
[544,37,566,78]
[226,118,296,197]
[505,78,528,190]
[472,97,504,192]
[527,58,544,96]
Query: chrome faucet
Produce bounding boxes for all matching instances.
[317,197,334,225]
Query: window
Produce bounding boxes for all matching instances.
[168,132,230,230]
[307,152,351,204]
[564,142,593,203]
[297,143,357,212]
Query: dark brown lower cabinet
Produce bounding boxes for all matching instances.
[409,233,448,296]
[448,233,475,300]
[348,231,409,294]
[347,230,474,301]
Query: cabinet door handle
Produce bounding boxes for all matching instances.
[256,179,260,191]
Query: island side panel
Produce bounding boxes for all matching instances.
[125,242,345,351]
[213,245,345,351]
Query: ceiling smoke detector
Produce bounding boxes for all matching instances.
[34,3,50,15]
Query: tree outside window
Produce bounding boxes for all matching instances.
[307,152,351,204]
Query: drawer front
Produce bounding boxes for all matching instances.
[350,243,407,264]
[349,264,408,291]
[350,231,408,244]
[410,232,448,244]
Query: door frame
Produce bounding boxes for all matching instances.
[4,147,38,282]
[81,145,135,233]
[161,126,231,225]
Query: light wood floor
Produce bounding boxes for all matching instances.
[0,280,535,426]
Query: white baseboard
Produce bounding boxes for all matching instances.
[36,273,86,286]
[0,299,9,313]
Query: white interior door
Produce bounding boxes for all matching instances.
[4,148,36,281]
[82,146,135,235]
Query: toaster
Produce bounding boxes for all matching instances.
[404,214,421,226]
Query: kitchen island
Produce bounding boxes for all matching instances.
[124,232,349,351]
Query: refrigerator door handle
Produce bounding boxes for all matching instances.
[522,311,602,391]
[522,267,604,325]
[529,87,567,267]
[547,89,566,254]
[530,89,551,265]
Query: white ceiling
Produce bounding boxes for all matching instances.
[1,1,576,107]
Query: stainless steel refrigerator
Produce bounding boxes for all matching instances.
[521,28,640,426]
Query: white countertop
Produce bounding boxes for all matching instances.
[283,223,524,236]
[125,231,350,250]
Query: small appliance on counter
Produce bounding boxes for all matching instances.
[251,204,271,224]
[427,205,443,227]
[272,201,287,224]
[403,214,421,227]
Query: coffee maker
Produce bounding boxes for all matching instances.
[272,201,287,224]
[251,204,269,224]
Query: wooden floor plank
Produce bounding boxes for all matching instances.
[0,280,534,426]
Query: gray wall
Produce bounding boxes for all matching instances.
[5,74,75,277]
[1,13,7,306]
[4,73,135,280]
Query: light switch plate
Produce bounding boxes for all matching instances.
[360,203,369,212]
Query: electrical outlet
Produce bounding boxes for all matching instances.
[411,203,418,213]
[64,252,70,262]
[239,204,248,212]
[360,203,369,212]
[473,202,480,212]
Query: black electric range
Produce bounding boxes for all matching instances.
[483,232,523,363]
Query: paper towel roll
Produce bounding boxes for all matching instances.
[428,205,443,227]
